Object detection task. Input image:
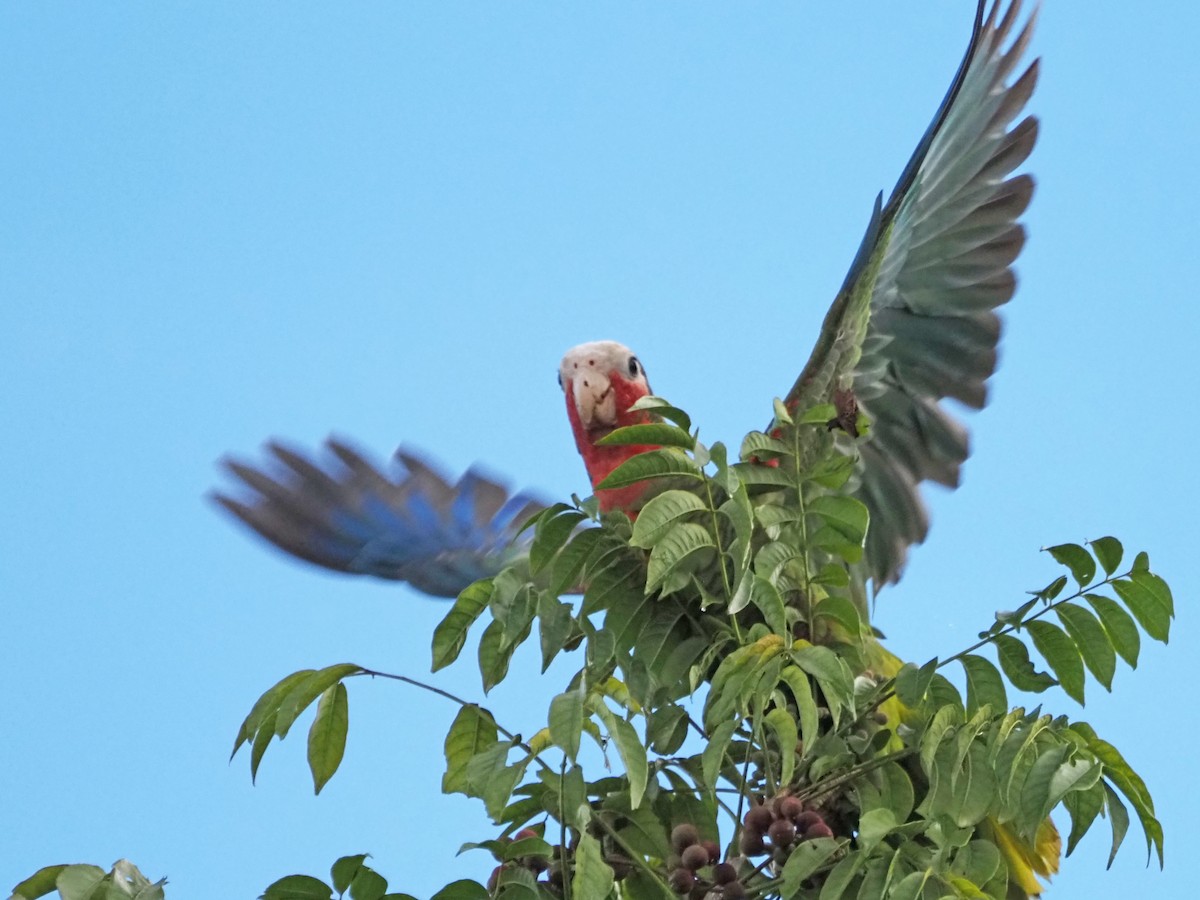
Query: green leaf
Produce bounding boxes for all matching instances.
[232,668,316,760]
[960,654,1007,717]
[1056,603,1116,691]
[529,509,586,574]
[331,856,369,894]
[750,576,788,635]
[818,850,864,900]
[349,867,388,900]
[1084,593,1140,667]
[551,526,601,595]
[765,707,799,788]
[429,881,489,900]
[814,594,862,639]
[250,709,279,783]
[856,761,915,825]
[1112,578,1171,643]
[548,689,585,762]
[796,403,836,425]
[595,421,695,450]
[1085,736,1162,866]
[1133,568,1174,616]
[773,397,796,426]
[920,704,961,777]
[9,865,67,900]
[779,665,819,752]
[630,489,708,549]
[537,594,574,673]
[1016,744,1070,838]
[888,870,931,900]
[1037,574,1070,601]
[808,494,868,563]
[443,705,498,795]
[1063,780,1105,857]
[593,704,649,809]
[308,682,349,794]
[571,833,615,898]
[646,703,688,755]
[791,645,855,730]
[732,460,798,488]
[754,539,804,583]
[55,865,109,900]
[781,838,842,894]
[465,742,525,820]
[276,664,363,739]
[1102,781,1130,868]
[1090,536,1123,576]
[627,395,692,431]
[993,634,1056,693]
[740,430,791,461]
[806,453,856,490]
[1026,621,1085,704]
[895,658,938,708]
[595,448,701,491]
[1046,543,1095,587]
[645,522,715,594]
[260,875,334,900]
[700,719,737,791]
[856,808,896,854]
[432,579,493,672]
[951,840,1002,887]
[478,618,522,694]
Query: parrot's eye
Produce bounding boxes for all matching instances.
[557,371,563,388]
[628,356,641,378]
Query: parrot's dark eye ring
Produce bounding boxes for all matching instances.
[557,371,563,388]
[628,356,641,378]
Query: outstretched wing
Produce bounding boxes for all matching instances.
[785,0,1038,587]
[212,440,546,597]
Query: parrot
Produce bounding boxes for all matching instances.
[215,0,1036,600]
[215,1,1054,894]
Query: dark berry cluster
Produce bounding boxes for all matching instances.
[668,823,744,898]
[739,796,833,858]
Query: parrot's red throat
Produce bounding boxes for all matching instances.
[564,378,659,515]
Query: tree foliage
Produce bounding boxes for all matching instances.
[10,399,1174,900]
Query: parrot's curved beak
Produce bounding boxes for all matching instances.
[568,370,617,440]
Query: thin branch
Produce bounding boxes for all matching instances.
[357,666,557,774]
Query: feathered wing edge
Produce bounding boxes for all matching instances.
[788,0,1040,589]
[211,440,545,597]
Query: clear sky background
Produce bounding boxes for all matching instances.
[4,2,1197,897]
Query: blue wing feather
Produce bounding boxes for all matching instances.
[212,439,547,598]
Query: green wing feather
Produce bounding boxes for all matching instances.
[784,0,1039,589]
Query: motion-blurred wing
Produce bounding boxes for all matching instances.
[212,439,545,597]
[785,0,1038,587]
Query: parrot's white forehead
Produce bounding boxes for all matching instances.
[558,340,642,385]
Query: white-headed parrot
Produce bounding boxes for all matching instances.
[214,5,1054,891]
[216,0,1038,602]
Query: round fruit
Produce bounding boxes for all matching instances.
[669,868,696,894]
[743,805,774,834]
[739,830,767,856]
[671,823,701,852]
[803,821,835,841]
[778,796,804,821]
[794,810,823,831]
[681,844,710,871]
[768,817,797,848]
[701,840,721,865]
[712,862,738,885]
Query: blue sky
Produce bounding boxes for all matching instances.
[3,2,1196,897]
